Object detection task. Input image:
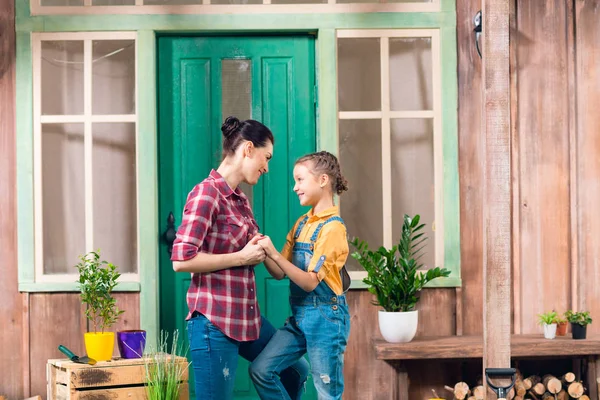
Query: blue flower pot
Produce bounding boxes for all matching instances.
[117,330,146,359]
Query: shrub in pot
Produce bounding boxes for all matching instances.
[537,311,558,339]
[565,310,592,340]
[75,250,124,361]
[555,316,568,336]
[350,214,451,343]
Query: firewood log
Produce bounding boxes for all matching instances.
[453,382,470,400]
[579,395,590,400]
[524,375,541,390]
[542,375,562,394]
[567,381,584,398]
[541,393,555,400]
[472,385,485,400]
[527,390,540,400]
[561,372,575,384]
[556,389,568,400]
[514,379,527,397]
[532,382,546,396]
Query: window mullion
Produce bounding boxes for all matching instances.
[84,39,94,254]
[33,36,44,281]
[380,36,392,249]
[432,30,444,268]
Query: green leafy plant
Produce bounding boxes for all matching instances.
[537,311,558,325]
[75,250,124,333]
[565,310,593,326]
[144,330,191,400]
[350,214,451,312]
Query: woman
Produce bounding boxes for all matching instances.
[171,116,309,400]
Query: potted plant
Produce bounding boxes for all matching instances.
[350,214,451,343]
[537,311,558,339]
[556,315,568,336]
[144,330,190,400]
[75,250,124,361]
[565,310,592,340]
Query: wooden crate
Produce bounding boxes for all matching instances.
[47,356,189,400]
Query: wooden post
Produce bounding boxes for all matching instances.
[482,0,511,398]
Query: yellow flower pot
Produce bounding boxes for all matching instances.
[84,332,115,362]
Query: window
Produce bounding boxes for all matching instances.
[32,32,138,283]
[337,29,447,280]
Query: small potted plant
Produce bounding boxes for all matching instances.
[565,310,592,340]
[75,250,124,361]
[350,214,451,343]
[556,315,568,336]
[538,311,558,339]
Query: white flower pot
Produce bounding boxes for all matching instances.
[543,323,557,339]
[378,310,418,343]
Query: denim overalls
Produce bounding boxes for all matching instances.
[250,215,351,400]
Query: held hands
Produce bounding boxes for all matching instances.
[256,235,277,258]
[239,235,267,265]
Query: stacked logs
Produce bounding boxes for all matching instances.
[444,372,590,400]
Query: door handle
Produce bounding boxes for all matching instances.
[162,212,177,254]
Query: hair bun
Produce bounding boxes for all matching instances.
[221,116,241,138]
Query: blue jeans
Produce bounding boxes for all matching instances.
[187,313,309,400]
[249,299,350,400]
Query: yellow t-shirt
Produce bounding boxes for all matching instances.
[281,206,349,295]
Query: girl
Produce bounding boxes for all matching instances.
[250,151,351,400]
[171,116,309,400]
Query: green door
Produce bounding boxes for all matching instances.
[158,35,317,399]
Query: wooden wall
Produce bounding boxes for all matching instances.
[2,0,600,399]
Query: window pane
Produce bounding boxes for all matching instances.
[42,124,85,274]
[211,0,262,4]
[143,0,200,4]
[271,0,325,4]
[92,0,135,4]
[339,119,383,271]
[42,41,84,115]
[93,123,137,274]
[92,40,136,115]
[391,118,435,269]
[337,38,381,112]
[221,59,254,205]
[389,37,433,111]
[41,0,84,6]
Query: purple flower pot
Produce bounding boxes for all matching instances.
[117,330,146,359]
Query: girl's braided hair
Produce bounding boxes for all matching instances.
[295,151,348,195]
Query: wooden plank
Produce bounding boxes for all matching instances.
[509,0,520,335]
[482,0,511,378]
[575,0,600,330]
[516,0,571,333]
[0,0,25,397]
[30,294,86,398]
[374,335,600,360]
[343,290,399,400]
[456,0,484,336]
[415,289,455,337]
[70,383,188,400]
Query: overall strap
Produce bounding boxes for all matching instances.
[309,216,345,244]
[293,215,310,240]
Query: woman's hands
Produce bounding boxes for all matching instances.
[238,235,267,266]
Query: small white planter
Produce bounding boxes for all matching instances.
[543,323,557,339]
[378,310,418,343]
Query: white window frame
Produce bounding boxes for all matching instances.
[336,29,442,281]
[32,31,139,284]
[31,0,439,16]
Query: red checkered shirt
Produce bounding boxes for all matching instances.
[171,169,261,342]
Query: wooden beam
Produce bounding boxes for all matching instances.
[482,0,512,397]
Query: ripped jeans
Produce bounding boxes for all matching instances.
[187,313,309,400]
[249,296,350,400]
